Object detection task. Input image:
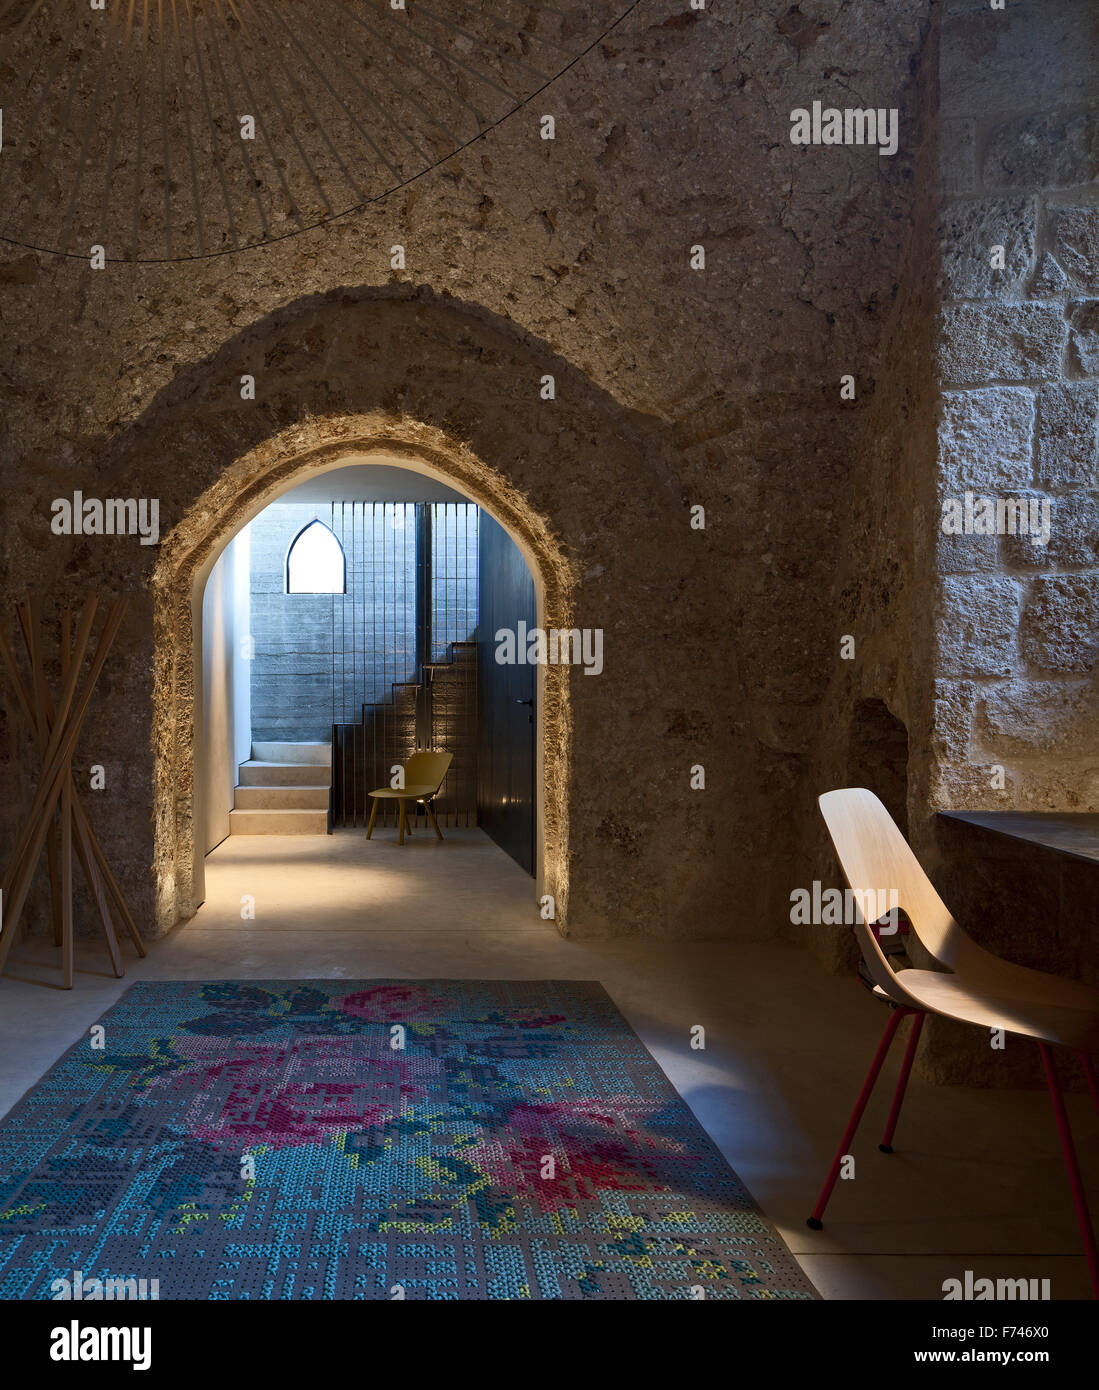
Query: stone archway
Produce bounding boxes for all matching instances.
[151,412,576,935]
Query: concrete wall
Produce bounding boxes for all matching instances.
[249,502,363,743]
[249,498,481,740]
[199,525,251,853]
[248,472,475,742]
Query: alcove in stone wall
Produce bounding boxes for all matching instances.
[847,699,911,839]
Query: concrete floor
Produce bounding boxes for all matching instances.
[1,827,1096,1300]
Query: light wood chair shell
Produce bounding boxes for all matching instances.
[808,787,1099,1297]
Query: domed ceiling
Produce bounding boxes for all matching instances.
[0,0,636,261]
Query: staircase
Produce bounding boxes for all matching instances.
[229,742,330,835]
[330,641,477,829]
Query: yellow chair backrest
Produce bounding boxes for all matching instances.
[403,750,453,793]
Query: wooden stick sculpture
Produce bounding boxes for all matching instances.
[0,593,146,987]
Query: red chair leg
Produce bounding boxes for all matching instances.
[807,1006,913,1229]
[879,1012,925,1153]
[1038,1044,1099,1299]
[1080,1052,1099,1121]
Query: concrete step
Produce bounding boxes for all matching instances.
[233,785,330,811]
[251,741,331,765]
[239,761,332,788]
[229,807,328,835]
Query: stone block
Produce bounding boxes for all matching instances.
[942,2,1099,119]
[939,197,1034,300]
[1069,300,1099,375]
[932,679,977,764]
[936,521,999,575]
[940,304,1066,384]
[983,111,1099,193]
[931,761,1014,810]
[982,490,1052,568]
[938,387,1034,493]
[938,576,1020,678]
[1002,489,1098,570]
[1036,381,1099,486]
[1029,252,1068,298]
[1048,206,1099,292]
[1021,575,1099,673]
[979,679,1099,754]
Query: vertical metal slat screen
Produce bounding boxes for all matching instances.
[429,504,479,826]
[330,500,478,829]
[328,503,415,828]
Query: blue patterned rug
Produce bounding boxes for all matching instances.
[0,979,816,1300]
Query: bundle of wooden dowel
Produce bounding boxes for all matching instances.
[0,593,146,988]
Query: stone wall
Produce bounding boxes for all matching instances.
[925,0,1099,1083]
[797,0,1099,1086]
[794,4,943,974]
[932,0,1099,819]
[0,2,935,944]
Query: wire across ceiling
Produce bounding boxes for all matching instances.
[0,0,638,262]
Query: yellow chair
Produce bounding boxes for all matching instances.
[365,750,453,845]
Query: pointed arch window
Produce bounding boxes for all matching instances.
[286,519,346,594]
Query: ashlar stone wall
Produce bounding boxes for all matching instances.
[933,0,1099,816]
[922,0,1099,1084]
[798,2,1099,1088]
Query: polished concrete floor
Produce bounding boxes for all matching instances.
[1,827,1095,1300]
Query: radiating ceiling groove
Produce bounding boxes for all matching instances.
[0,0,642,262]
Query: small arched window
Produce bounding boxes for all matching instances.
[286,520,346,594]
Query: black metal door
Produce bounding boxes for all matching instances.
[477,513,536,874]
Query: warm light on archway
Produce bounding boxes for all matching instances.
[151,413,576,939]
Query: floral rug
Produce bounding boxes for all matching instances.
[0,979,816,1300]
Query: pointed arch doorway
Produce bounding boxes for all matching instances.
[151,416,575,938]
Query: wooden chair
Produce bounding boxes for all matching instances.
[365,750,453,846]
[809,787,1099,1297]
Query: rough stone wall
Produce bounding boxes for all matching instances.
[794,3,942,974]
[932,0,1099,819]
[798,0,1099,1086]
[0,2,933,945]
[925,0,1099,1084]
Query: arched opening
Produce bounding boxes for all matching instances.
[285,520,346,595]
[152,416,576,937]
[847,698,910,838]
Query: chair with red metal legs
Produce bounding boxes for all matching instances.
[806,788,1099,1298]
